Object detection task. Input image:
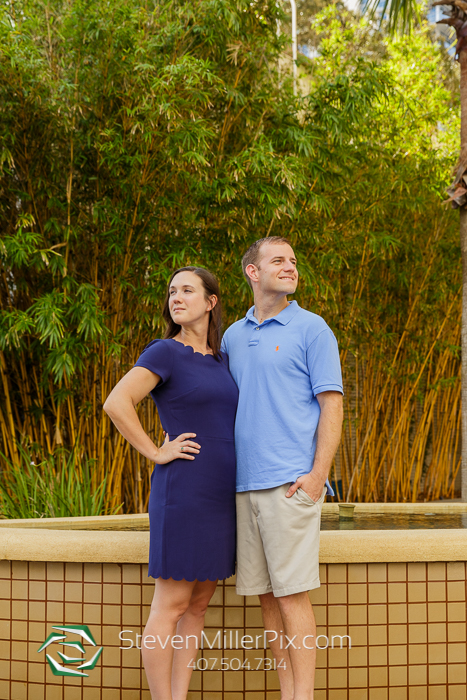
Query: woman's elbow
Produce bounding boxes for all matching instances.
[103,396,117,418]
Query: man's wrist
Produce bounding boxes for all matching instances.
[308,467,329,485]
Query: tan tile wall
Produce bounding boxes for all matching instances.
[0,559,465,700]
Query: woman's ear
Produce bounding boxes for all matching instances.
[208,295,218,311]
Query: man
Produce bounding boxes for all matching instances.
[222,237,343,700]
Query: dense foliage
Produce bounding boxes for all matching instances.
[0,0,461,508]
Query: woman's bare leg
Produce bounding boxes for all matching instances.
[142,578,197,700]
[171,579,218,700]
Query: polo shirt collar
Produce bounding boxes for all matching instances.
[245,300,300,326]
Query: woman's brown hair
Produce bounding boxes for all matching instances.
[162,267,223,360]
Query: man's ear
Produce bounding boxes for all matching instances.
[245,264,259,285]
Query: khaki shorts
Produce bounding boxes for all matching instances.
[236,483,326,597]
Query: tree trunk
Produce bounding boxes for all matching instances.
[460,51,467,501]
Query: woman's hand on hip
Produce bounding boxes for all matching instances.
[155,432,201,464]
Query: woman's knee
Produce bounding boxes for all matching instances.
[186,596,210,618]
[150,595,191,622]
[186,585,216,618]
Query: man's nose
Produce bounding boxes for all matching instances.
[282,261,296,273]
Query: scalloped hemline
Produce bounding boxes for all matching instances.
[148,569,235,582]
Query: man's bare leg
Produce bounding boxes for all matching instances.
[259,592,293,700]
[260,591,317,700]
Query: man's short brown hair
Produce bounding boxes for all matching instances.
[241,237,293,289]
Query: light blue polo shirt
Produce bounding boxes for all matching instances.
[222,300,343,493]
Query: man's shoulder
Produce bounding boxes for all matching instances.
[224,316,248,337]
[293,305,334,338]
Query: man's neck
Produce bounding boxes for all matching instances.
[252,293,290,324]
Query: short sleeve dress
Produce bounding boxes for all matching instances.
[134,338,239,581]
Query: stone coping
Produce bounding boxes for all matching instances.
[0,513,150,530]
[1,526,467,564]
[1,502,466,532]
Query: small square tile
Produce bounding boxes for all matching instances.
[349,605,367,626]
[448,642,466,663]
[368,605,386,625]
[348,626,367,646]
[29,563,46,580]
[428,622,447,643]
[409,664,427,685]
[103,564,122,583]
[369,666,387,686]
[448,602,466,622]
[428,642,446,664]
[369,645,387,666]
[327,585,347,605]
[65,564,82,582]
[408,563,426,581]
[368,584,386,604]
[46,601,64,621]
[29,581,46,601]
[448,622,466,642]
[122,566,141,584]
[428,602,446,622]
[348,564,367,583]
[29,602,46,621]
[447,562,465,581]
[349,668,367,689]
[408,644,427,664]
[11,681,28,700]
[84,584,102,604]
[388,604,407,624]
[370,690,387,700]
[388,583,406,603]
[389,665,407,686]
[368,564,387,583]
[447,581,466,601]
[429,664,447,684]
[84,563,102,583]
[408,604,427,624]
[408,583,426,603]
[427,562,446,581]
[389,689,407,700]
[388,563,406,582]
[328,565,346,583]
[46,563,64,581]
[12,581,28,601]
[11,601,27,620]
[0,562,11,578]
[0,581,11,599]
[348,584,367,604]
[448,664,466,684]
[328,606,347,627]
[11,563,27,580]
[310,587,327,605]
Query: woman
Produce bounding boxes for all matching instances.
[103,266,238,700]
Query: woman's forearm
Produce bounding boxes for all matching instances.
[104,396,160,463]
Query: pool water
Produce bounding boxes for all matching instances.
[320,513,467,530]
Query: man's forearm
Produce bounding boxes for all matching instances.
[310,392,343,484]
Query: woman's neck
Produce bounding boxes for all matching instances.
[175,324,212,355]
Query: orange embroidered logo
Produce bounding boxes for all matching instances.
[275,346,279,351]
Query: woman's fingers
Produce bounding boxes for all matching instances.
[176,434,201,450]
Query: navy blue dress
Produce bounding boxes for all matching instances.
[134,338,238,581]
